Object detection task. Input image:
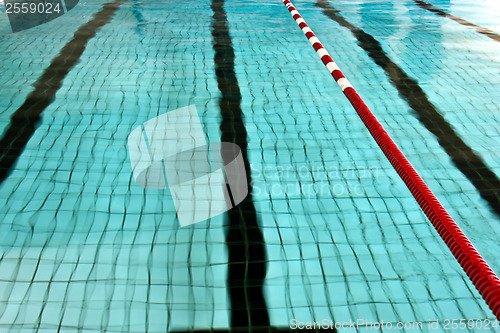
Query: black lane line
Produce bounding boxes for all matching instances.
[413,0,500,43]
[210,0,271,329]
[0,0,125,184]
[130,0,145,34]
[316,0,500,217]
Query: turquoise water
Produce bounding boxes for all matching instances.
[0,0,499,331]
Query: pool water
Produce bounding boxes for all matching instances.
[0,0,499,331]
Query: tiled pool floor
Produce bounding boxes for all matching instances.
[0,0,499,331]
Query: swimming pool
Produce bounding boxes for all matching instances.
[0,0,499,331]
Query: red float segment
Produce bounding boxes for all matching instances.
[282,0,500,319]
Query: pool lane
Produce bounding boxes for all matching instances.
[0,0,231,331]
[0,0,125,184]
[413,0,500,43]
[315,0,500,218]
[229,0,500,326]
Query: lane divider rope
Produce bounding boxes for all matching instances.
[282,0,500,319]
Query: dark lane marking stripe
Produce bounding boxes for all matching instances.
[210,0,270,329]
[316,0,500,217]
[130,0,145,34]
[413,0,500,43]
[0,0,125,184]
